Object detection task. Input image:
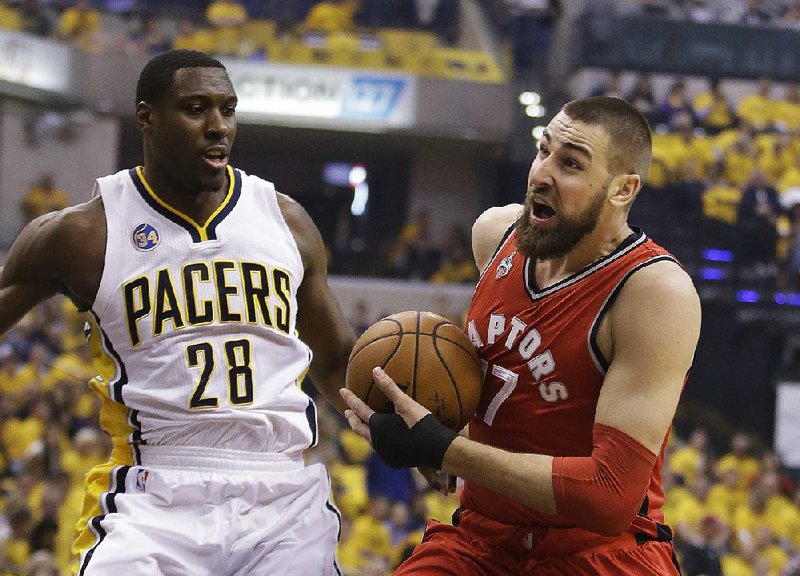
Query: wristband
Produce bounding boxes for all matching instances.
[369,413,457,469]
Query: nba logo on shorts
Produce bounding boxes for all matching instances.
[132,223,160,251]
[135,468,149,492]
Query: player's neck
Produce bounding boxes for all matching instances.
[535,223,633,287]
[140,165,229,226]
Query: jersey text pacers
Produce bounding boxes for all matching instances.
[123,260,293,346]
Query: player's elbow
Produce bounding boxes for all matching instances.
[578,499,641,537]
[551,424,659,537]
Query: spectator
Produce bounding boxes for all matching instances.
[737,0,773,25]
[413,0,460,46]
[303,0,358,33]
[20,174,70,224]
[56,0,102,49]
[737,77,777,132]
[707,467,748,523]
[736,169,782,277]
[429,226,478,284]
[776,83,800,133]
[2,498,34,572]
[504,0,561,72]
[669,427,710,485]
[350,495,394,572]
[205,0,249,55]
[626,73,656,122]
[780,202,800,290]
[675,513,729,576]
[356,0,415,28]
[692,77,736,135]
[779,0,800,29]
[172,17,215,53]
[720,129,757,188]
[265,0,318,33]
[683,0,721,22]
[628,0,672,17]
[0,0,22,31]
[19,0,53,36]
[652,78,696,130]
[386,209,441,280]
[588,69,624,98]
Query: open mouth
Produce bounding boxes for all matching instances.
[203,150,228,170]
[532,201,556,220]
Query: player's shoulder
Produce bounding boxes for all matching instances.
[615,257,700,325]
[27,196,105,246]
[472,204,522,273]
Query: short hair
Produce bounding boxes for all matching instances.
[135,49,226,106]
[562,96,652,180]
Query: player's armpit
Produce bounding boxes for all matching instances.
[551,423,657,537]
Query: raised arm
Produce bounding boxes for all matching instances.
[471,204,522,273]
[278,193,355,414]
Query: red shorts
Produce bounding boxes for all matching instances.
[394,508,681,576]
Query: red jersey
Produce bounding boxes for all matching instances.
[462,227,679,539]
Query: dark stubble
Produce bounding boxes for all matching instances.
[515,183,608,260]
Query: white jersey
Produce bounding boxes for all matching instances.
[89,165,316,464]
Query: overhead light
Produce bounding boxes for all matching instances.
[519,91,540,106]
[532,126,545,140]
[525,104,545,118]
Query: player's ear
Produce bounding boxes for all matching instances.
[608,173,641,209]
[136,101,154,133]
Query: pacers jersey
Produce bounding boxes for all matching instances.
[89,166,315,464]
[462,227,679,535]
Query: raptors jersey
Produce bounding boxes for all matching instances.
[463,227,679,538]
[88,166,315,464]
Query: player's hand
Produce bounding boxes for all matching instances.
[418,467,457,496]
[340,367,430,440]
[339,367,457,470]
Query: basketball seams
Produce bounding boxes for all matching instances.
[348,318,403,359]
[346,310,482,431]
[431,321,469,428]
[356,337,404,408]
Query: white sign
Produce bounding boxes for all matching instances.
[224,61,416,130]
[0,31,71,93]
[775,382,800,467]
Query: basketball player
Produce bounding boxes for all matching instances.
[0,50,355,574]
[341,96,701,574]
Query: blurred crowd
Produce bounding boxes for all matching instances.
[0,0,463,59]
[666,429,800,576]
[616,0,800,27]
[1,296,800,575]
[588,71,800,291]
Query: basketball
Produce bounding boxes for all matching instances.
[346,310,483,431]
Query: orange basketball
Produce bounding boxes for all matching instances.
[346,310,483,431]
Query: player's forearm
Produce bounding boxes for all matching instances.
[441,436,557,515]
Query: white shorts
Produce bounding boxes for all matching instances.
[73,446,341,576]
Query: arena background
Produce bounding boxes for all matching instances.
[1,0,800,574]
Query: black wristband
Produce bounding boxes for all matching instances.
[369,413,418,468]
[369,412,457,470]
[409,414,458,470]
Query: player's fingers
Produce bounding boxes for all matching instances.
[344,409,372,443]
[418,466,448,496]
[372,367,430,423]
[340,388,375,421]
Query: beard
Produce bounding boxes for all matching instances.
[515,185,608,260]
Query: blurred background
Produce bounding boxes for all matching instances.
[2,0,800,574]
